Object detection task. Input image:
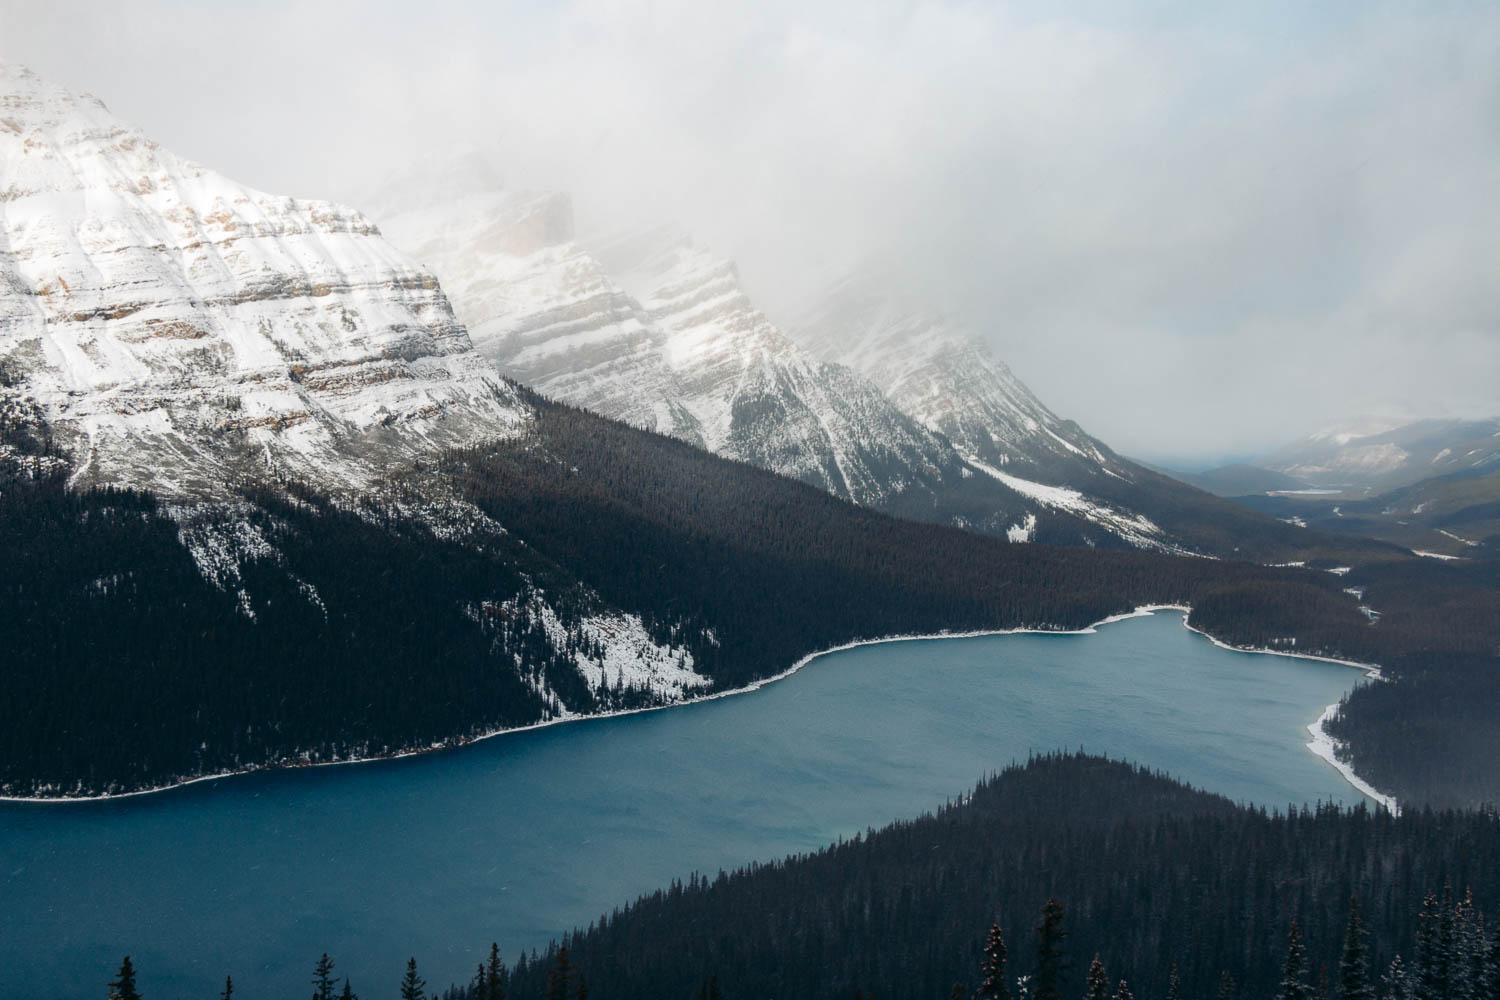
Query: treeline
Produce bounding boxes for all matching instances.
[439,398,1383,695]
[93,755,1500,1000]
[490,754,1499,1000]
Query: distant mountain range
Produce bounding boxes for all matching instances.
[1166,417,1500,499]
[1260,417,1500,493]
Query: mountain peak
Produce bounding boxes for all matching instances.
[0,64,527,498]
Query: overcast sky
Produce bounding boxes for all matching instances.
[4,0,1497,464]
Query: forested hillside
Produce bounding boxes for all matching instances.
[5,393,1499,802]
[494,754,1500,1000]
[91,755,1500,1000]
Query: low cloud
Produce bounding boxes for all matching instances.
[4,0,1496,461]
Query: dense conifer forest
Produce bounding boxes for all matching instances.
[93,755,1500,1000]
[2,396,1498,801]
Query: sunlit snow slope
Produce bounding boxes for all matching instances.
[0,63,527,498]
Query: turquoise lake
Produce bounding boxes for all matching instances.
[0,610,1375,998]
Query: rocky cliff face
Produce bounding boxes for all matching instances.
[0,63,527,498]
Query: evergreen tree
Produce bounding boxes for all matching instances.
[1487,936,1500,1000]
[1217,971,1237,1000]
[1380,957,1411,1000]
[1436,883,1458,1000]
[1085,956,1110,1000]
[1112,980,1134,1000]
[221,975,233,1000]
[400,957,426,1000]
[1415,893,1445,1000]
[1277,922,1313,1000]
[489,943,508,1000]
[1340,896,1375,1000]
[546,945,574,1000]
[980,923,1010,1000]
[339,978,358,1000]
[1033,899,1068,1000]
[1166,962,1181,1000]
[577,975,589,1000]
[1457,890,1483,1000]
[109,956,142,1000]
[313,953,338,1000]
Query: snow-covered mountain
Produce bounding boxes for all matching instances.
[0,62,528,499]
[586,225,993,507]
[0,62,728,731]
[788,271,1130,485]
[371,170,1200,549]
[373,173,975,508]
[1261,418,1500,494]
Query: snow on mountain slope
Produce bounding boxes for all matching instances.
[370,166,1195,549]
[588,225,979,505]
[0,63,528,498]
[375,172,992,511]
[367,161,701,445]
[788,271,1128,484]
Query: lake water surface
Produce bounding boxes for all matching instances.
[1,610,1373,998]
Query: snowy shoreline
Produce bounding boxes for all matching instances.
[1170,611,1397,813]
[1,605,1394,809]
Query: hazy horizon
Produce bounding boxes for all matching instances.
[3,0,1496,464]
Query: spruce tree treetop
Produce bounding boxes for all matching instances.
[400,957,426,1000]
[981,923,1011,1000]
[1340,895,1375,1000]
[546,945,574,1000]
[485,942,507,1000]
[1085,956,1110,1000]
[1277,921,1313,1000]
[1034,899,1069,1000]
[313,953,337,1000]
[109,956,142,1000]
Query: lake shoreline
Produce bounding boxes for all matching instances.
[1,604,1393,808]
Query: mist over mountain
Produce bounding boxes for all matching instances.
[6,0,1496,461]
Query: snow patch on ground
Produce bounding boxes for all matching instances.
[1006,512,1036,543]
[529,599,711,702]
[964,455,1187,553]
[1438,529,1481,548]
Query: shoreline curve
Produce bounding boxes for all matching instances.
[0,604,1395,810]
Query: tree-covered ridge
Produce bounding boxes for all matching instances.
[491,754,1500,1000]
[96,756,1500,1000]
[3,394,1497,801]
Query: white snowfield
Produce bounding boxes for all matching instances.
[0,62,528,499]
[965,454,1191,554]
